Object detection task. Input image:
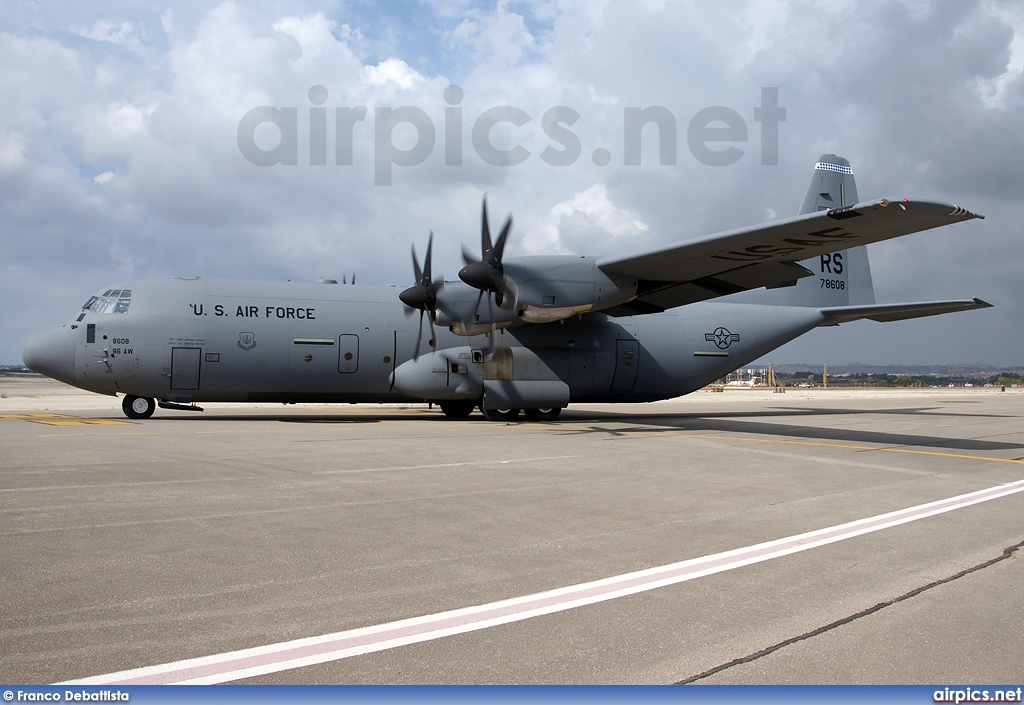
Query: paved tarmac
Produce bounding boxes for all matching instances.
[2,376,1023,684]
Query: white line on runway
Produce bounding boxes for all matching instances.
[62,477,1024,686]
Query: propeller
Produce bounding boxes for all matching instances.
[399,231,443,358]
[458,199,523,357]
[458,199,517,311]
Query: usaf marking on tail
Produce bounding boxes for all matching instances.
[23,155,990,421]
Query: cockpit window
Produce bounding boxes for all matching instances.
[82,290,132,314]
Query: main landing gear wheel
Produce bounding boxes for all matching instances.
[524,407,562,422]
[439,401,476,419]
[480,406,521,421]
[122,395,155,420]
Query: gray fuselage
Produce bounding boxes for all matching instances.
[24,277,825,408]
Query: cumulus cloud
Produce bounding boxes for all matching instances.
[540,184,650,255]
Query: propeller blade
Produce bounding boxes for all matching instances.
[401,232,442,316]
[423,231,433,284]
[414,309,425,360]
[493,215,512,263]
[481,198,492,260]
[499,276,519,312]
[459,196,511,295]
[486,291,496,359]
[410,244,423,284]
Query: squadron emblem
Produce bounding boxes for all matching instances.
[237,331,257,351]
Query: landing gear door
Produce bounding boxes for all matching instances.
[170,347,201,390]
[610,339,639,392]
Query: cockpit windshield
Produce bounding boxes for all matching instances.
[82,289,132,314]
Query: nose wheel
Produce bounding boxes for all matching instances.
[122,395,156,419]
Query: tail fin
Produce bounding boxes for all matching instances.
[756,154,876,307]
[798,154,858,215]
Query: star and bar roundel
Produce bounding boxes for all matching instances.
[705,327,741,349]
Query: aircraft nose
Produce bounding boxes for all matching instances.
[23,328,76,385]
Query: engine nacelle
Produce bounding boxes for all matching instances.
[433,282,518,335]
[501,255,636,323]
[390,348,482,400]
[432,256,638,334]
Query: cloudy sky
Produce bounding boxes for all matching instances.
[2,0,1021,367]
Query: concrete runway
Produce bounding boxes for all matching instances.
[2,376,1023,684]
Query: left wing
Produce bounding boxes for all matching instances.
[597,199,983,315]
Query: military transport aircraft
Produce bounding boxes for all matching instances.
[22,154,990,421]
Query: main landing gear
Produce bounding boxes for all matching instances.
[437,401,563,421]
[480,406,521,421]
[438,400,476,419]
[122,395,156,420]
[524,407,561,422]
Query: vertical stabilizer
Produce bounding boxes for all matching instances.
[741,155,875,307]
[799,154,858,214]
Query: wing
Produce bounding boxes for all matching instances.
[597,199,983,315]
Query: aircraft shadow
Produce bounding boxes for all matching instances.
[550,407,1024,453]
[138,404,1024,454]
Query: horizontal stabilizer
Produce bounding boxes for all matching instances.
[818,298,992,326]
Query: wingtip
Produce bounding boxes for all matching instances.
[973,298,994,308]
[948,204,984,220]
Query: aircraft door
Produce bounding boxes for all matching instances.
[81,323,107,365]
[170,347,202,390]
[338,334,359,373]
[75,322,112,389]
[610,339,639,391]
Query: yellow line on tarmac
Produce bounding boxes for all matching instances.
[0,413,132,426]
[675,433,1024,466]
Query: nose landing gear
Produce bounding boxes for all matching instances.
[122,395,155,419]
